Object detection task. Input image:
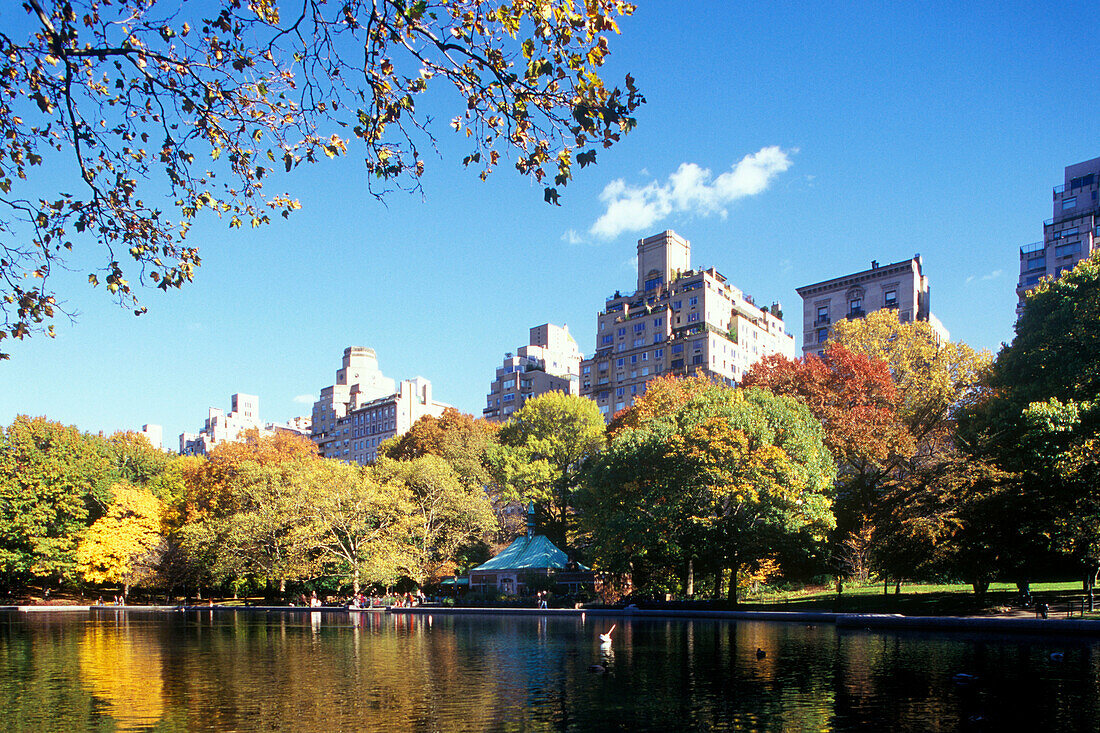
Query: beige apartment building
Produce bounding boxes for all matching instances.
[179,393,311,455]
[483,323,582,422]
[795,256,948,357]
[578,230,795,420]
[1017,157,1100,317]
[311,346,449,464]
[179,393,263,455]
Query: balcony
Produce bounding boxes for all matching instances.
[846,308,866,320]
[1020,241,1045,257]
[814,316,831,326]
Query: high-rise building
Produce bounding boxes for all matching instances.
[796,256,948,357]
[140,424,163,451]
[179,393,263,455]
[483,323,583,422]
[311,347,449,464]
[1017,157,1100,317]
[578,230,796,420]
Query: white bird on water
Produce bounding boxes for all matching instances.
[600,624,616,644]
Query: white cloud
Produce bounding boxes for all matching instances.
[561,229,585,245]
[292,394,315,404]
[589,146,794,239]
[965,269,1002,284]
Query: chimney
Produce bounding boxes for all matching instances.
[871,260,879,269]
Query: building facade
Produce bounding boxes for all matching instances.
[1017,156,1100,316]
[311,347,450,464]
[141,424,163,451]
[483,323,583,422]
[578,230,796,420]
[796,256,948,358]
[179,393,263,455]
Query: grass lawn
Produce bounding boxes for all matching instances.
[736,580,1093,617]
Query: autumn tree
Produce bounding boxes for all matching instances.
[376,454,496,584]
[301,460,415,594]
[0,415,111,585]
[487,391,605,547]
[75,483,166,597]
[826,310,994,588]
[381,407,499,488]
[742,346,913,576]
[580,379,836,603]
[0,0,643,354]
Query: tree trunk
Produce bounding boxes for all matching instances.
[1087,567,1097,613]
[713,569,723,600]
[686,559,694,598]
[280,577,286,595]
[972,580,989,596]
[727,567,739,606]
[894,580,901,595]
[884,577,889,596]
[353,566,361,596]
[123,582,129,601]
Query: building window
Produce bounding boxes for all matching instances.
[616,358,624,367]
[689,296,698,306]
[601,335,613,345]
[641,351,648,361]
[583,365,591,375]
[1062,196,1077,210]
[633,338,645,347]
[653,317,663,327]
[817,328,827,343]
[1056,241,1081,259]
[655,348,664,359]
[634,323,645,333]
[671,344,683,354]
[617,327,626,337]
[687,313,699,322]
[849,298,862,315]
[884,290,897,307]
[673,300,681,309]
[630,354,638,364]
[616,387,625,397]
[653,334,663,344]
[645,276,663,291]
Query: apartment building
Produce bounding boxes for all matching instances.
[311,347,449,464]
[578,230,796,420]
[179,393,263,455]
[1017,156,1100,316]
[795,256,949,358]
[483,323,583,422]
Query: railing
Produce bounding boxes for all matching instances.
[1020,241,1045,255]
[847,308,866,319]
[814,316,830,326]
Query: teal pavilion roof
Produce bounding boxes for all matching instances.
[470,534,570,572]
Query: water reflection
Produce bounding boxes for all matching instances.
[1,611,1099,731]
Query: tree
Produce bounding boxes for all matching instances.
[75,483,165,597]
[827,310,991,445]
[0,415,110,583]
[376,454,496,584]
[301,460,415,594]
[381,407,499,488]
[741,346,913,566]
[0,0,643,354]
[580,379,836,603]
[487,391,605,546]
[958,253,1100,601]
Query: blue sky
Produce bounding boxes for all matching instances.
[4,0,1100,447]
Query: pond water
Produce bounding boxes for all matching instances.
[1,609,1099,731]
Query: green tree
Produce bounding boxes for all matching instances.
[301,460,415,594]
[580,377,836,603]
[75,483,165,597]
[1,0,642,354]
[376,454,496,584]
[487,391,605,547]
[958,253,1100,600]
[0,415,111,584]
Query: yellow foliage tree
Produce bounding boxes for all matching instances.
[75,484,165,597]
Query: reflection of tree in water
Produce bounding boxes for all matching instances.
[77,622,166,730]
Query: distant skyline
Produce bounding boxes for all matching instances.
[3,0,1100,446]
